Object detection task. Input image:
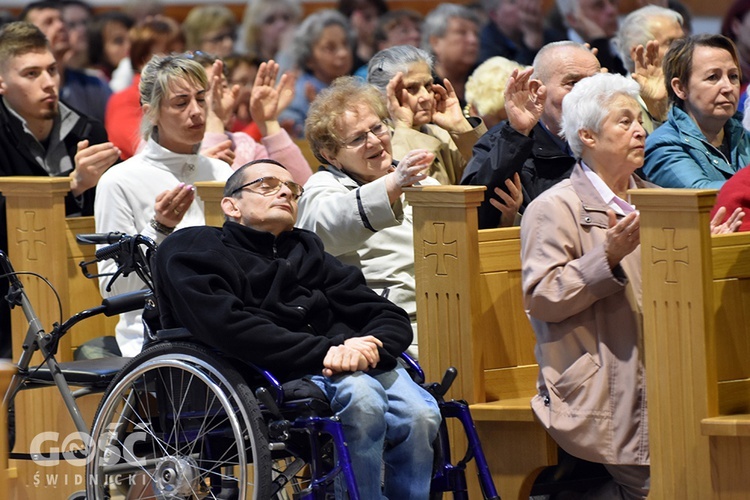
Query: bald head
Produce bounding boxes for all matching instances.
[531,41,602,135]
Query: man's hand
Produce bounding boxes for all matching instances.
[322,344,370,377]
[153,182,196,228]
[604,210,640,269]
[343,335,383,369]
[250,60,296,137]
[632,40,668,122]
[489,173,523,227]
[432,78,472,133]
[70,140,120,196]
[504,68,546,136]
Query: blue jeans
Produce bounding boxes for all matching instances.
[310,366,441,500]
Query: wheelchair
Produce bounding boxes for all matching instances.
[2,232,500,499]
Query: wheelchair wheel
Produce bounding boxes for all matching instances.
[87,342,272,499]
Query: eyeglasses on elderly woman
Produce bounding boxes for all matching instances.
[340,122,390,149]
[230,176,305,200]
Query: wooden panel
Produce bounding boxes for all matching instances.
[475,420,557,500]
[483,365,539,402]
[713,279,750,382]
[706,435,750,500]
[632,188,716,500]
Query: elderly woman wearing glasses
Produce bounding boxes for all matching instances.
[297,76,437,356]
[95,53,234,357]
[367,44,486,185]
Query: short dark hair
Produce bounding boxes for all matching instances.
[224,159,289,198]
[0,21,49,71]
[663,34,741,108]
[19,1,61,22]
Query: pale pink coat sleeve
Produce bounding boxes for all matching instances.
[201,130,312,184]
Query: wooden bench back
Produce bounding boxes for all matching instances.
[0,177,114,363]
[632,188,750,499]
[405,185,537,405]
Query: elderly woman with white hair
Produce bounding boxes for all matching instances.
[521,72,742,499]
[367,44,486,185]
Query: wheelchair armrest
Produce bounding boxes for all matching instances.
[155,328,193,341]
[400,352,425,385]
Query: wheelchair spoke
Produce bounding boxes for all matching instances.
[88,345,272,499]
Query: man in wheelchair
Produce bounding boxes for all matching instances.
[153,158,442,499]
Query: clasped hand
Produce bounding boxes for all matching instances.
[322,335,383,377]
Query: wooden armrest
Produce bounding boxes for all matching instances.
[701,415,750,437]
[470,397,536,422]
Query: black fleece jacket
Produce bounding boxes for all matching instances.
[461,121,576,229]
[154,222,413,382]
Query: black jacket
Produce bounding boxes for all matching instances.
[154,222,413,382]
[0,97,107,226]
[0,98,108,358]
[461,121,576,229]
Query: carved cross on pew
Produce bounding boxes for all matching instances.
[651,227,688,283]
[423,222,457,276]
[16,211,46,261]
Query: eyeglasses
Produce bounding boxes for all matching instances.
[202,31,237,45]
[230,176,304,201]
[341,122,389,149]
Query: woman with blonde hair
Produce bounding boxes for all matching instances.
[465,56,526,129]
[96,54,234,357]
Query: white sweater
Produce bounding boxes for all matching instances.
[95,138,233,356]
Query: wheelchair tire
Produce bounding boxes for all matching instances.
[86,341,272,499]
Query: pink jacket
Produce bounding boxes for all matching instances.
[201,129,312,185]
[520,164,652,465]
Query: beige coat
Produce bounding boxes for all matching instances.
[391,119,487,185]
[520,165,652,466]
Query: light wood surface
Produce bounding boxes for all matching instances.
[405,185,556,500]
[632,188,750,500]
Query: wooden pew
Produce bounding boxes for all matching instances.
[0,177,114,499]
[632,188,750,500]
[405,185,556,500]
[406,185,750,499]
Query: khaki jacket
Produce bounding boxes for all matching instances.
[391,119,487,185]
[520,164,652,465]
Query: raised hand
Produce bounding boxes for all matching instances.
[203,139,235,166]
[504,67,546,136]
[710,206,745,234]
[250,60,296,136]
[206,59,239,132]
[70,140,120,195]
[604,210,640,269]
[153,182,196,228]
[631,40,668,121]
[386,71,416,129]
[432,78,472,133]
[385,148,435,202]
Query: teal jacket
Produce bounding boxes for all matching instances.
[643,106,750,189]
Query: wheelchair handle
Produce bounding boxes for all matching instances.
[76,232,124,245]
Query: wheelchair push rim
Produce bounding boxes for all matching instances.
[86,343,272,499]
